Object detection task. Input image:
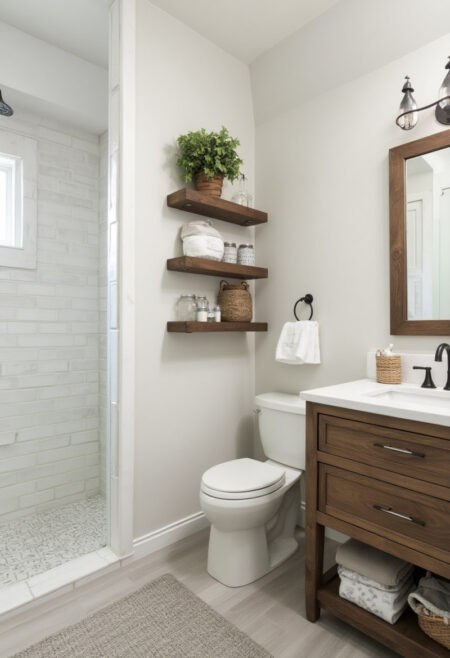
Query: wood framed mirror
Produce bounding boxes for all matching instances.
[390,129,450,335]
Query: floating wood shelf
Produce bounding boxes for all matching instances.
[318,577,448,658]
[167,321,268,333]
[167,188,267,226]
[167,256,268,280]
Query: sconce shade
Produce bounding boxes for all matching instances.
[436,56,450,125]
[438,57,450,108]
[397,76,418,130]
[0,89,13,117]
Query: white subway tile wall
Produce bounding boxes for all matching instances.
[0,112,107,524]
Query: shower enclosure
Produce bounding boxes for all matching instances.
[0,114,109,587]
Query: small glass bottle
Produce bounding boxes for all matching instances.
[207,309,215,322]
[232,174,253,208]
[213,305,221,322]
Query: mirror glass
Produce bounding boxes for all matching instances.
[406,148,450,320]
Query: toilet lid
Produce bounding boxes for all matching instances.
[201,458,285,500]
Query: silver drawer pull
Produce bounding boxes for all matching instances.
[373,504,426,526]
[373,443,425,458]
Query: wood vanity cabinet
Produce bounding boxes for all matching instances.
[305,402,450,658]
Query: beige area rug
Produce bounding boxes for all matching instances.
[11,573,273,658]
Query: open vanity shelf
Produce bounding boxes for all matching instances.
[167,188,267,226]
[318,577,449,658]
[167,188,268,333]
[167,256,268,280]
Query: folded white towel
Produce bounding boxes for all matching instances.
[338,565,413,593]
[336,539,412,588]
[339,569,413,624]
[275,321,320,365]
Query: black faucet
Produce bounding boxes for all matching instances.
[434,343,450,390]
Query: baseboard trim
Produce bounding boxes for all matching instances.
[132,511,209,560]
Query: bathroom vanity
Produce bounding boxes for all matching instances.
[303,380,450,658]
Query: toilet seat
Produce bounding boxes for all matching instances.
[201,458,285,500]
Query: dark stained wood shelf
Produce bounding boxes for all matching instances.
[167,256,268,280]
[318,577,448,658]
[167,188,267,226]
[167,321,268,333]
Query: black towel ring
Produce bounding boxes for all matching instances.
[293,294,314,321]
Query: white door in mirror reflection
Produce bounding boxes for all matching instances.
[439,187,450,318]
[406,150,450,320]
[407,194,432,319]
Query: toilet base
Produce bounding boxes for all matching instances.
[207,525,299,588]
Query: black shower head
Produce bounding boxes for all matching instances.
[0,89,13,117]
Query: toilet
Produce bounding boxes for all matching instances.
[200,392,306,587]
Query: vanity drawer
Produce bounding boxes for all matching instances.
[319,464,450,561]
[318,414,450,487]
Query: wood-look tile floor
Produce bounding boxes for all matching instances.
[0,528,397,658]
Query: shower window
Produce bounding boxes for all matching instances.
[0,132,36,269]
[0,152,22,248]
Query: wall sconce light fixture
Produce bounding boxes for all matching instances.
[396,56,450,130]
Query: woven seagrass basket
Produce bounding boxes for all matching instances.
[417,605,450,650]
[376,355,401,384]
[218,280,252,322]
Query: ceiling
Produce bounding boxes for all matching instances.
[150,0,341,63]
[0,0,108,68]
[0,0,339,70]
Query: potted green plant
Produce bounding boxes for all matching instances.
[176,126,243,197]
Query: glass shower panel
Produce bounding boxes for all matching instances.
[0,114,108,588]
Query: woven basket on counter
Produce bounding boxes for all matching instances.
[416,605,450,650]
[376,355,401,384]
[218,280,252,322]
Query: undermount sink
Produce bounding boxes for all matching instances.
[364,387,450,411]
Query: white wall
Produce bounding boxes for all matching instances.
[0,111,105,521]
[0,21,107,135]
[254,34,450,396]
[251,0,450,125]
[133,1,255,539]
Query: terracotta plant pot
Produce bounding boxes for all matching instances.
[194,172,224,197]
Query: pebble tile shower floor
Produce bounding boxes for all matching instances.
[0,495,106,587]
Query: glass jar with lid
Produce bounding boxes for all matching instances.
[196,296,209,322]
[223,242,237,264]
[176,294,197,321]
[237,244,255,267]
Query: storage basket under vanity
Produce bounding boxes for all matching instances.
[376,354,401,384]
[416,604,450,650]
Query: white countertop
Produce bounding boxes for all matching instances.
[301,379,450,427]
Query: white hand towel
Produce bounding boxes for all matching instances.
[275,321,320,365]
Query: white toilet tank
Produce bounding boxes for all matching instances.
[255,392,306,470]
